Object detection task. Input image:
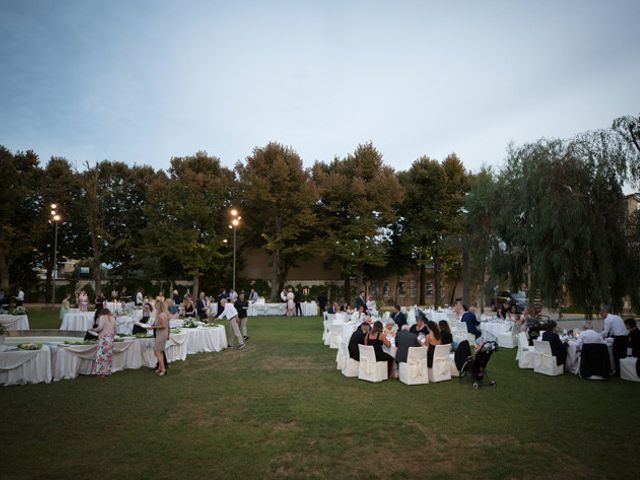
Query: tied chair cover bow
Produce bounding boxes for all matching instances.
[360,356,375,375]
[408,357,428,380]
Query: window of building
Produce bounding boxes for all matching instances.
[398,281,405,296]
[426,281,433,297]
[383,281,390,298]
[410,280,416,299]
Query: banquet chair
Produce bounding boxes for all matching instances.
[497,324,516,349]
[516,332,536,369]
[449,352,460,377]
[341,355,359,378]
[399,347,429,385]
[357,345,388,383]
[620,357,640,382]
[428,345,452,383]
[336,341,348,371]
[579,343,610,380]
[533,340,563,376]
[329,323,343,349]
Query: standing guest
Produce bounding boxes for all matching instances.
[348,322,371,361]
[235,291,250,341]
[395,324,421,364]
[425,321,442,368]
[410,314,429,339]
[355,291,367,312]
[167,299,179,318]
[133,303,153,334]
[365,320,395,377]
[111,288,119,301]
[148,300,169,376]
[600,305,628,376]
[249,288,259,303]
[280,288,287,303]
[16,287,25,307]
[172,289,182,306]
[625,319,640,357]
[217,288,228,316]
[59,293,71,321]
[366,295,377,317]
[286,288,295,317]
[317,291,328,314]
[95,292,106,315]
[184,297,196,318]
[391,305,407,330]
[92,308,116,376]
[228,289,238,302]
[196,291,208,321]
[135,288,144,306]
[541,320,567,366]
[438,320,453,350]
[217,298,245,349]
[156,291,165,303]
[461,305,481,340]
[294,287,303,316]
[454,301,464,321]
[78,289,89,312]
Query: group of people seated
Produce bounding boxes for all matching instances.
[346,309,455,378]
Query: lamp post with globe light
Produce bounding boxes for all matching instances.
[228,209,241,292]
[50,204,62,305]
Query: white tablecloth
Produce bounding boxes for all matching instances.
[565,339,614,375]
[60,310,143,333]
[183,326,228,354]
[0,345,52,386]
[481,320,513,337]
[0,314,29,331]
[247,301,317,316]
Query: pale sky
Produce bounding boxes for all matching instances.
[1,0,639,174]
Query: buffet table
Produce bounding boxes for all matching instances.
[0,344,52,386]
[60,310,143,333]
[247,301,318,316]
[0,314,30,331]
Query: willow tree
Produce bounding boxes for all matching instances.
[313,143,403,301]
[236,143,317,300]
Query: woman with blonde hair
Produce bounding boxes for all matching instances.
[149,299,169,376]
[92,308,116,376]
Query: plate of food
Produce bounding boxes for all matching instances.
[17,343,42,350]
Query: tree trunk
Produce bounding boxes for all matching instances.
[480,266,486,314]
[462,235,470,306]
[418,263,425,306]
[433,246,441,308]
[344,275,351,303]
[0,252,10,291]
[269,250,280,301]
[192,274,200,298]
[450,280,457,306]
[93,257,102,296]
[526,250,532,294]
[45,268,53,306]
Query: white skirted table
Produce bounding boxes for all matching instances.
[0,344,51,386]
[0,314,30,331]
[182,326,228,354]
[247,301,318,316]
[60,310,143,334]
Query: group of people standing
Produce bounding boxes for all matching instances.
[0,287,25,313]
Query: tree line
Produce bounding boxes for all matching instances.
[1,113,639,313]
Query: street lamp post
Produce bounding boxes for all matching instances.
[50,204,61,305]
[229,209,241,292]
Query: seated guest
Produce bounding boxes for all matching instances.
[425,321,442,368]
[519,309,531,334]
[461,305,481,339]
[541,320,567,365]
[383,318,397,340]
[438,320,453,351]
[348,322,371,361]
[497,301,511,320]
[410,314,429,338]
[391,305,407,330]
[365,320,395,376]
[626,318,640,357]
[578,322,604,345]
[395,325,421,364]
[184,298,196,318]
[351,304,366,323]
[327,302,338,314]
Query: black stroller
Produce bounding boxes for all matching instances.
[458,340,498,389]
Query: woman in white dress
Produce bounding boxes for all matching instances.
[286,288,295,316]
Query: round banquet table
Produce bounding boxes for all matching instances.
[0,314,30,331]
[182,326,228,354]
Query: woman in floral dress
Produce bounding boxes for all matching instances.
[92,308,116,376]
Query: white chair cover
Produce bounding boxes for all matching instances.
[516,332,536,369]
[399,347,429,385]
[428,344,452,383]
[620,357,640,382]
[357,344,388,382]
[533,340,563,376]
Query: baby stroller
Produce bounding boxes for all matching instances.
[459,340,498,389]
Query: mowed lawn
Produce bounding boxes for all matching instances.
[2,311,639,479]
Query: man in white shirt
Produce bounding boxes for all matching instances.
[578,323,604,345]
[16,287,25,307]
[217,298,245,349]
[600,305,628,376]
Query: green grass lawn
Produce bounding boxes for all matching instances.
[2,312,639,479]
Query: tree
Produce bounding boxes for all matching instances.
[236,143,318,300]
[141,152,235,297]
[313,143,403,301]
[0,147,42,292]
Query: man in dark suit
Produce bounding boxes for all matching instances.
[355,291,367,312]
[395,325,421,363]
[626,318,640,357]
[348,322,371,361]
[461,305,481,339]
[391,305,407,329]
[196,292,207,321]
[294,288,303,316]
[317,292,328,314]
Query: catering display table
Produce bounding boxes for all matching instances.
[60,310,143,333]
[0,344,51,386]
[247,301,318,316]
[0,314,30,331]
